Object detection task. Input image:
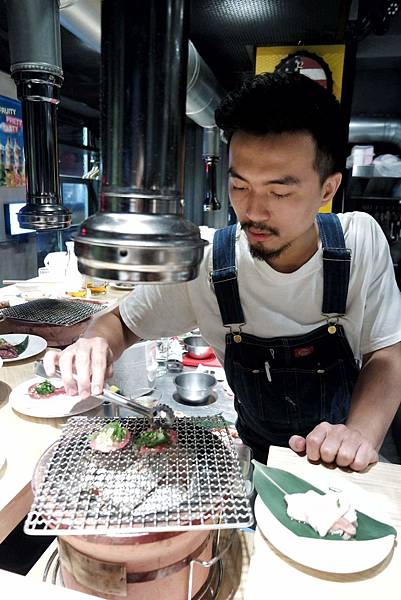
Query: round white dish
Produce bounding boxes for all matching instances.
[254,489,396,574]
[0,334,47,362]
[9,376,103,418]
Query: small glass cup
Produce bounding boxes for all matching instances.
[156,337,169,376]
[86,277,109,296]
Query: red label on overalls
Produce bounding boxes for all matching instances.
[293,346,314,358]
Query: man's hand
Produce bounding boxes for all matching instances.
[289,422,378,471]
[43,336,114,400]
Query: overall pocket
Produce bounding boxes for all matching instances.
[287,358,350,431]
[230,360,292,426]
[229,357,351,431]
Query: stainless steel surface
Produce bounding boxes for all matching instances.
[351,165,401,178]
[59,5,224,129]
[60,1,221,282]
[98,388,175,427]
[60,0,100,53]
[173,391,217,407]
[25,414,253,535]
[75,213,207,283]
[116,370,237,424]
[183,336,213,360]
[175,372,217,403]
[349,117,401,150]
[34,359,174,426]
[202,126,221,158]
[0,298,103,326]
[73,0,208,283]
[186,41,225,128]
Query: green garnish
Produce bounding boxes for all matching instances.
[34,380,56,395]
[336,498,341,508]
[95,421,128,442]
[134,427,169,449]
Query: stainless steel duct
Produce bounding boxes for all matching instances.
[349,117,401,150]
[74,0,207,283]
[59,0,100,53]
[6,0,71,230]
[59,1,224,129]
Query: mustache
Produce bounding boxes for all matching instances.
[240,221,279,237]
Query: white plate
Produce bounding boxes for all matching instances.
[0,445,5,470]
[0,334,47,363]
[254,474,396,574]
[109,281,135,290]
[9,377,104,418]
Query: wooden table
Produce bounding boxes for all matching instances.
[245,446,401,599]
[0,355,71,542]
[0,282,128,543]
[0,568,98,599]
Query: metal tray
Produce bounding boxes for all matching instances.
[25,414,253,535]
[0,298,104,326]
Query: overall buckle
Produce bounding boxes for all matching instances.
[226,324,244,343]
[322,315,341,335]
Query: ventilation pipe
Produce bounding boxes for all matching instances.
[60,1,224,130]
[61,1,224,220]
[349,117,401,150]
[74,0,207,283]
[6,0,71,229]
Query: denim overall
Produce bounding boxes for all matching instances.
[211,213,360,463]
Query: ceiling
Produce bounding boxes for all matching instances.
[0,1,399,117]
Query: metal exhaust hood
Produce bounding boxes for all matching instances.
[6,0,71,230]
[74,0,207,283]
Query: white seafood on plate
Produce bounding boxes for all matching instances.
[285,489,357,539]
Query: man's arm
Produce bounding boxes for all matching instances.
[44,306,141,399]
[289,341,401,471]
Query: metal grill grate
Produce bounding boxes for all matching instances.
[25,415,253,535]
[0,298,104,326]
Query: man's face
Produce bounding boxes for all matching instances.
[228,131,340,263]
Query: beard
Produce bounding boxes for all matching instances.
[240,220,291,261]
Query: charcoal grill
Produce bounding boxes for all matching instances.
[0,298,104,326]
[25,414,253,536]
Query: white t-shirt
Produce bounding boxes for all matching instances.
[120,212,401,364]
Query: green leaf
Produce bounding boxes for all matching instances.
[34,380,56,396]
[253,460,397,541]
[134,427,169,448]
[14,335,29,355]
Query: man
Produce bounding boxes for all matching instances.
[45,72,401,471]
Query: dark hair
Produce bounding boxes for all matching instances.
[215,71,344,183]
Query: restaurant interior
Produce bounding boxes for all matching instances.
[0,1,401,599]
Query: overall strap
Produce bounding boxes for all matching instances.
[211,225,245,327]
[316,213,351,315]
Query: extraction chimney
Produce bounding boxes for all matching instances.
[6,0,71,229]
[74,0,207,283]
